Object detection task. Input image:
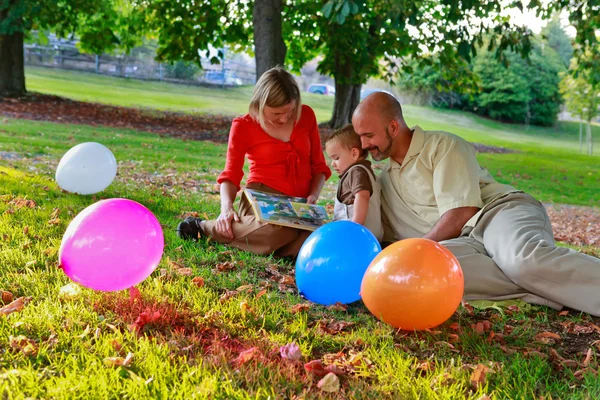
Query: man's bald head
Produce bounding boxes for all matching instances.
[353,92,404,125]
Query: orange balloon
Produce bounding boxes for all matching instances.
[361,238,464,331]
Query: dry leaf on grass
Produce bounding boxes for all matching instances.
[104,352,134,367]
[0,297,31,316]
[1,290,14,305]
[236,347,261,364]
[191,277,205,288]
[319,319,355,335]
[280,343,302,361]
[535,331,561,344]
[129,287,141,302]
[326,302,348,312]
[470,364,490,389]
[291,303,311,314]
[317,372,340,393]
[9,335,38,356]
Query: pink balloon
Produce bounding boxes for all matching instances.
[59,198,164,291]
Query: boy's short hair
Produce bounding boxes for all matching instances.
[325,124,369,158]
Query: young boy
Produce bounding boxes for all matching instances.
[324,124,383,241]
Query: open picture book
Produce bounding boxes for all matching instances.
[243,188,331,231]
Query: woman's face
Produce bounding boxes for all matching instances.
[263,101,296,128]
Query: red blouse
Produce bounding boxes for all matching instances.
[217,105,331,198]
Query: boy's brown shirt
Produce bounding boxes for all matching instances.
[336,159,376,205]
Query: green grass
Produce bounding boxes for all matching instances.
[0,67,598,398]
[24,66,337,122]
[1,119,599,399]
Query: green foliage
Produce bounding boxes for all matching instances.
[540,16,574,68]
[471,44,562,126]
[560,52,600,123]
[0,0,142,55]
[163,60,200,80]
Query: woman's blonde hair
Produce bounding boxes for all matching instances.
[249,67,302,130]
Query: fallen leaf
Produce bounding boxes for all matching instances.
[240,300,253,316]
[326,302,348,312]
[319,319,355,334]
[255,289,267,299]
[174,268,193,276]
[1,290,14,305]
[280,343,302,361]
[104,352,134,367]
[191,277,205,288]
[574,325,594,334]
[9,335,37,356]
[558,310,569,316]
[219,290,238,302]
[280,275,295,285]
[317,372,340,393]
[470,364,490,389]
[583,348,593,367]
[236,284,254,292]
[215,261,236,272]
[535,331,561,343]
[291,303,311,314]
[129,287,141,302]
[23,226,29,235]
[0,297,30,316]
[236,347,261,364]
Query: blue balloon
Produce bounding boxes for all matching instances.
[295,221,382,305]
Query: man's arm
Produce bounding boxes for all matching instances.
[423,206,480,242]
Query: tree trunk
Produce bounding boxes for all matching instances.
[579,121,583,153]
[0,29,26,97]
[328,82,361,129]
[252,0,286,81]
[328,50,361,129]
[586,120,593,155]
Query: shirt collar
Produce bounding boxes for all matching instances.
[388,125,425,169]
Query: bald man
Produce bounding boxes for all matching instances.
[352,92,600,316]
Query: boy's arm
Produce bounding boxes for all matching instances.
[352,190,370,225]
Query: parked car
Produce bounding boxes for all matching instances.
[205,71,243,86]
[307,83,336,96]
[360,87,395,100]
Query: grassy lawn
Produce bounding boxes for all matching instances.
[0,67,598,398]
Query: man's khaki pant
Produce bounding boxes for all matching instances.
[441,192,600,316]
[202,183,310,258]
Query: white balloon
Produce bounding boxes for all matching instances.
[55,142,117,195]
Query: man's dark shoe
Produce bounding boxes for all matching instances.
[177,217,205,241]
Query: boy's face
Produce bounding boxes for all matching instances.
[325,141,360,175]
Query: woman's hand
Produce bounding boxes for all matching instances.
[307,194,318,204]
[215,209,240,239]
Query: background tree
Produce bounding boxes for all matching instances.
[472,43,563,126]
[286,0,538,128]
[253,0,286,79]
[560,52,600,155]
[0,0,140,97]
[540,15,574,68]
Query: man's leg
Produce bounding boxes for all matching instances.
[441,236,562,309]
[474,193,600,316]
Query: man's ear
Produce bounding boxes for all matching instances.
[388,120,401,137]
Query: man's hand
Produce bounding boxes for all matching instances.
[307,194,318,204]
[424,206,480,242]
[215,209,240,239]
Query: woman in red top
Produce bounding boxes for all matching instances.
[177,67,331,257]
